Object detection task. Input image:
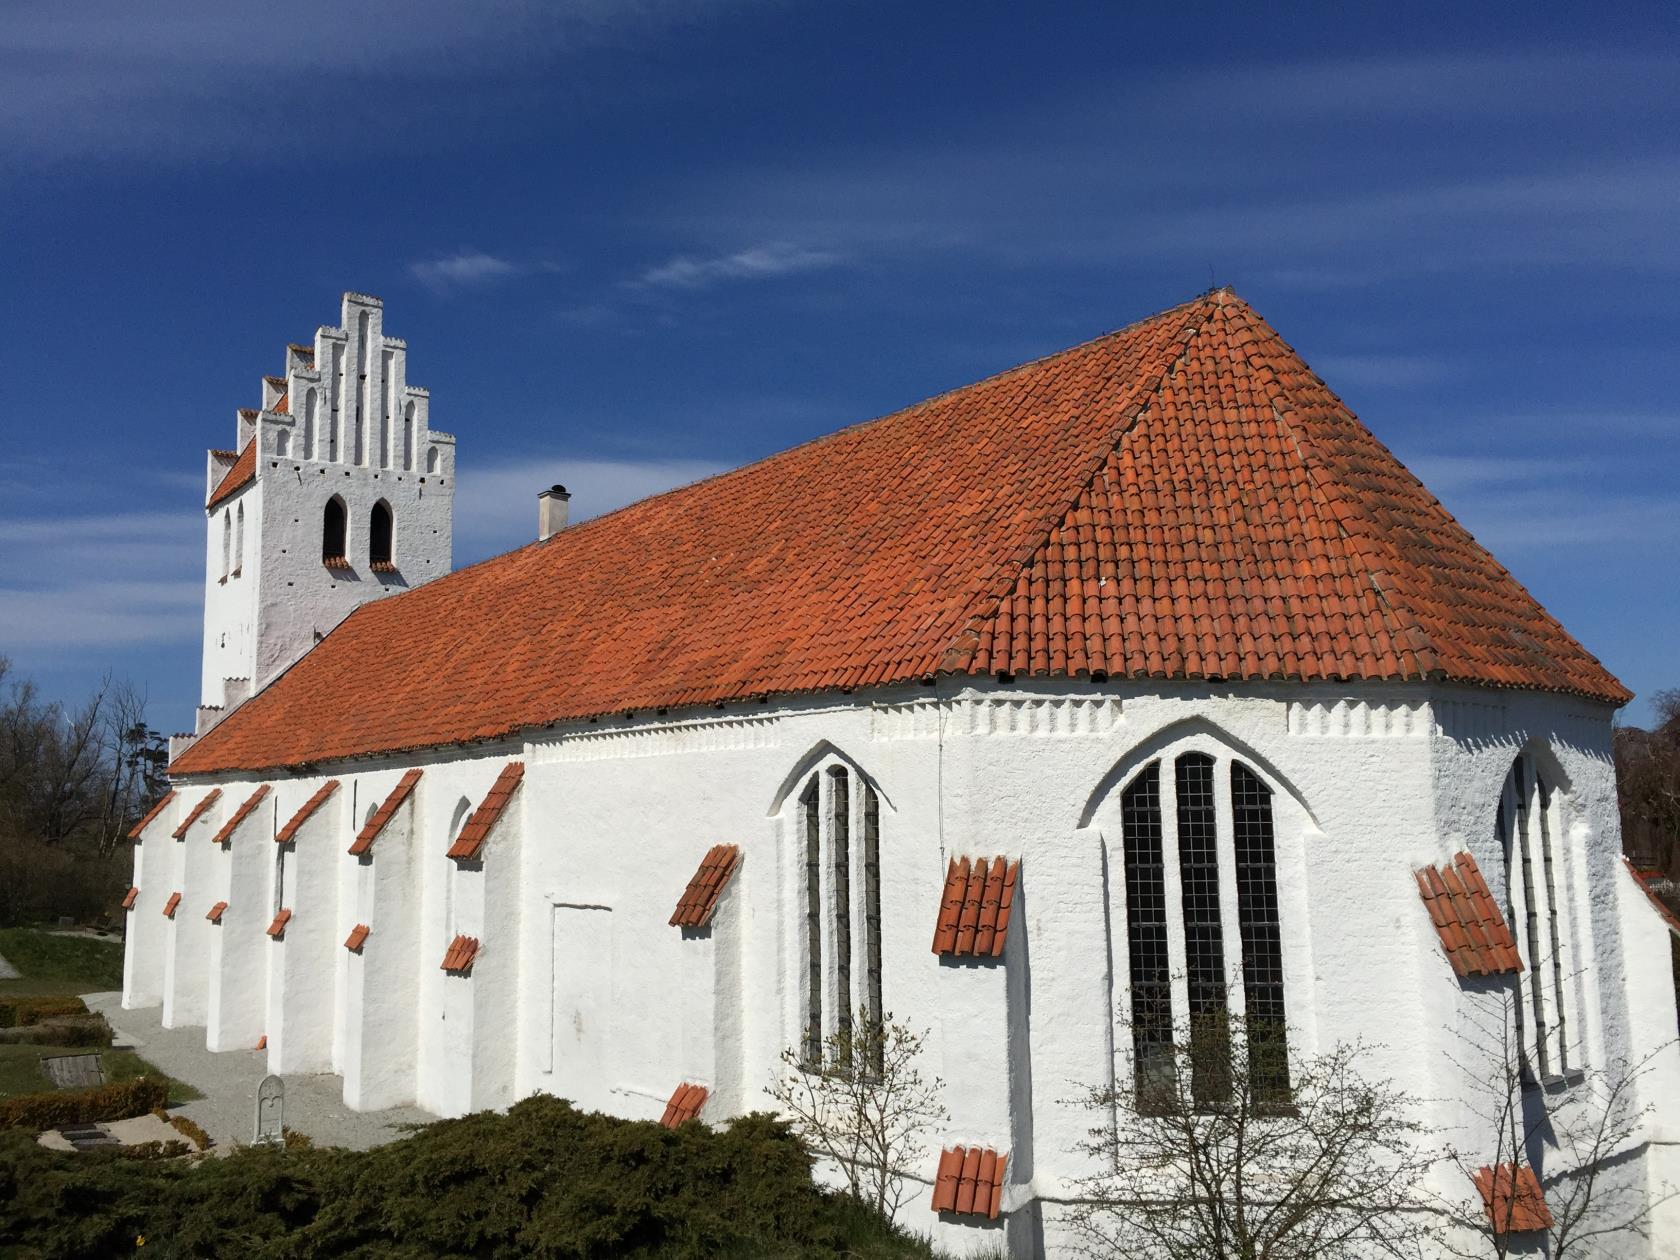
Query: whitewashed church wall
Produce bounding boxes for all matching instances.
[205,795,273,1051]
[162,795,222,1029]
[267,787,338,1075]
[200,487,261,708]
[122,795,179,1008]
[468,790,521,1113]
[346,769,424,1112]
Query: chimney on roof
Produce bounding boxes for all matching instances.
[538,484,571,541]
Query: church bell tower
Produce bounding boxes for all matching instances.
[174,292,456,761]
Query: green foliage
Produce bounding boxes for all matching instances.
[0,929,124,998]
[155,1110,211,1153]
[0,997,87,1029]
[0,1075,168,1130]
[0,1094,944,1259]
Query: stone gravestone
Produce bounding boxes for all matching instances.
[254,1074,285,1146]
[40,1052,104,1090]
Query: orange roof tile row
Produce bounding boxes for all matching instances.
[440,934,479,973]
[344,923,370,952]
[121,887,139,910]
[206,440,256,511]
[211,784,271,844]
[932,857,1019,958]
[660,1083,709,1127]
[670,845,741,928]
[1415,853,1522,977]
[162,892,182,918]
[207,901,228,923]
[931,1146,1007,1219]
[1623,859,1680,938]
[446,762,524,860]
[172,291,1627,777]
[267,908,292,939]
[277,779,340,843]
[1475,1163,1553,1234]
[127,790,177,841]
[172,789,222,839]
[349,769,422,856]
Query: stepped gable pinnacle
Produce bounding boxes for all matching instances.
[171,291,1625,775]
[207,440,256,510]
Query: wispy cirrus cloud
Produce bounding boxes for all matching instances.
[634,242,845,291]
[409,249,525,293]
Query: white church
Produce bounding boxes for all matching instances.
[123,289,1680,1256]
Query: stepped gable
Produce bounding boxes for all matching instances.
[172,291,1626,775]
[207,440,256,510]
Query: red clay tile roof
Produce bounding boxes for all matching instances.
[173,291,1627,776]
[931,1146,1007,1219]
[1475,1163,1553,1234]
[210,784,271,844]
[440,934,480,973]
[660,1083,709,1127]
[128,790,177,841]
[172,789,222,839]
[349,769,422,856]
[277,779,340,843]
[207,440,257,511]
[1415,852,1523,977]
[207,901,228,923]
[121,887,139,910]
[162,892,182,918]
[445,762,524,860]
[1624,859,1680,938]
[273,391,288,415]
[670,845,741,928]
[345,923,370,952]
[933,857,1019,958]
[266,908,292,939]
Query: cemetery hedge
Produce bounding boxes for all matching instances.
[0,1076,168,1130]
[0,1093,944,1259]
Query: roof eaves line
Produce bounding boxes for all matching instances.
[945,296,1223,674]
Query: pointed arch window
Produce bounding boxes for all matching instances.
[794,763,883,1073]
[1499,752,1574,1079]
[1117,751,1292,1110]
[322,496,347,566]
[369,501,394,569]
[233,503,244,577]
[220,510,232,580]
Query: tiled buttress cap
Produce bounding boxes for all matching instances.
[211,785,271,844]
[1414,852,1522,977]
[171,790,222,839]
[670,845,742,928]
[931,1146,1007,1219]
[932,857,1019,958]
[446,762,525,860]
[659,1083,709,1127]
[172,290,1627,778]
[440,935,480,973]
[349,769,422,856]
[128,790,176,840]
[266,908,292,939]
[1475,1163,1553,1234]
[277,779,340,844]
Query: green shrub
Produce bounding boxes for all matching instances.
[0,1075,168,1131]
[0,1094,941,1259]
[0,998,86,1029]
[161,1111,211,1152]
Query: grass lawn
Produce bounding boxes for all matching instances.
[0,928,200,1105]
[0,927,124,999]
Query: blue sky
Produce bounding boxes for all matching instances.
[2,1,1676,734]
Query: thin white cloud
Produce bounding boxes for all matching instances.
[1311,354,1457,391]
[635,243,845,291]
[409,250,523,293]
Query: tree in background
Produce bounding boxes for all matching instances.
[1439,982,1672,1260]
[1069,1012,1437,1260]
[0,657,166,926]
[768,1011,948,1219]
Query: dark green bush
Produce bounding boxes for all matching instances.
[0,998,86,1030]
[0,1094,938,1259]
[0,1075,168,1131]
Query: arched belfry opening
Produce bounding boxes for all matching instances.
[322,496,348,563]
[369,501,394,568]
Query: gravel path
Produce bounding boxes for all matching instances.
[83,992,434,1151]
